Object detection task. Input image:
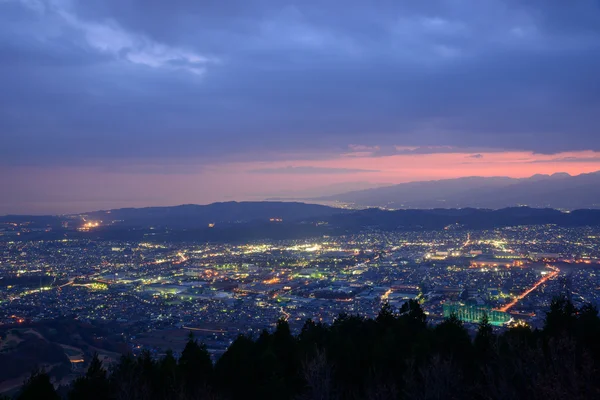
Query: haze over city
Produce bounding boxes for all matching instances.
[2,0,600,214]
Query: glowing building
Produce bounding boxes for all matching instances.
[443,302,511,326]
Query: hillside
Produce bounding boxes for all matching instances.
[0,320,127,396]
[8,298,600,400]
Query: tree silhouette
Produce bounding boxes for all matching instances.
[157,349,179,399]
[10,297,600,400]
[474,313,495,360]
[214,334,258,399]
[179,332,213,398]
[399,299,427,328]
[375,302,395,328]
[16,369,60,400]
[69,353,110,400]
[545,295,578,336]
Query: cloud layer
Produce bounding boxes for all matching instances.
[249,166,379,174]
[1,0,600,212]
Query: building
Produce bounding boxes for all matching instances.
[443,302,511,326]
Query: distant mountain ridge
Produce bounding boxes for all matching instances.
[4,203,600,243]
[0,201,347,228]
[315,171,600,209]
[79,201,348,228]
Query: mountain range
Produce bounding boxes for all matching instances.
[4,202,600,243]
[315,171,600,210]
[80,201,345,228]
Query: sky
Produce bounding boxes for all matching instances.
[1,0,600,214]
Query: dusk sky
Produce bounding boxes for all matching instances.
[2,0,600,214]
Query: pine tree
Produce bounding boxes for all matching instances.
[214,335,258,399]
[158,349,179,399]
[179,332,213,397]
[69,353,111,400]
[399,299,427,328]
[545,296,578,336]
[375,302,396,328]
[272,318,301,398]
[17,369,60,400]
[474,313,495,360]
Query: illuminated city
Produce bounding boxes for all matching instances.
[2,224,599,360]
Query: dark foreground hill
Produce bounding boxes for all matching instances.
[7,298,600,400]
[0,320,127,396]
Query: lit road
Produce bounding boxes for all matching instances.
[183,326,226,333]
[280,306,291,321]
[58,278,75,288]
[461,233,471,249]
[498,264,559,312]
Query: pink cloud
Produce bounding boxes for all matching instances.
[3,150,600,214]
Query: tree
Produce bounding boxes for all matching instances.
[544,296,577,336]
[399,299,427,330]
[69,353,110,400]
[46,303,600,399]
[575,303,600,359]
[140,350,160,398]
[433,314,473,376]
[109,354,139,400]
[157,349,179,399]
[375,302,396,328]
[179,332,213,397]
[17,369,60,400]
[474,313,495,360]
[297,349,333,400]
[299,319,328,356]
[214,335,258,399]
[272,318,301,398]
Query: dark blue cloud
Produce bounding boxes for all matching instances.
[1,0,600,167]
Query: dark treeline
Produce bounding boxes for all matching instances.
[8,297,600,400]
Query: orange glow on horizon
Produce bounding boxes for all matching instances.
[239,149,600,182]
[4,149,600,214]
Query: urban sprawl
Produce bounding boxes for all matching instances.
[2,224,600,359]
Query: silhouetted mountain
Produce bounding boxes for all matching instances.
[322,207,600,231]
[317,171,600,209]
[5,205,600,243]
[80,201,347,228]
[0,202,346,230]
